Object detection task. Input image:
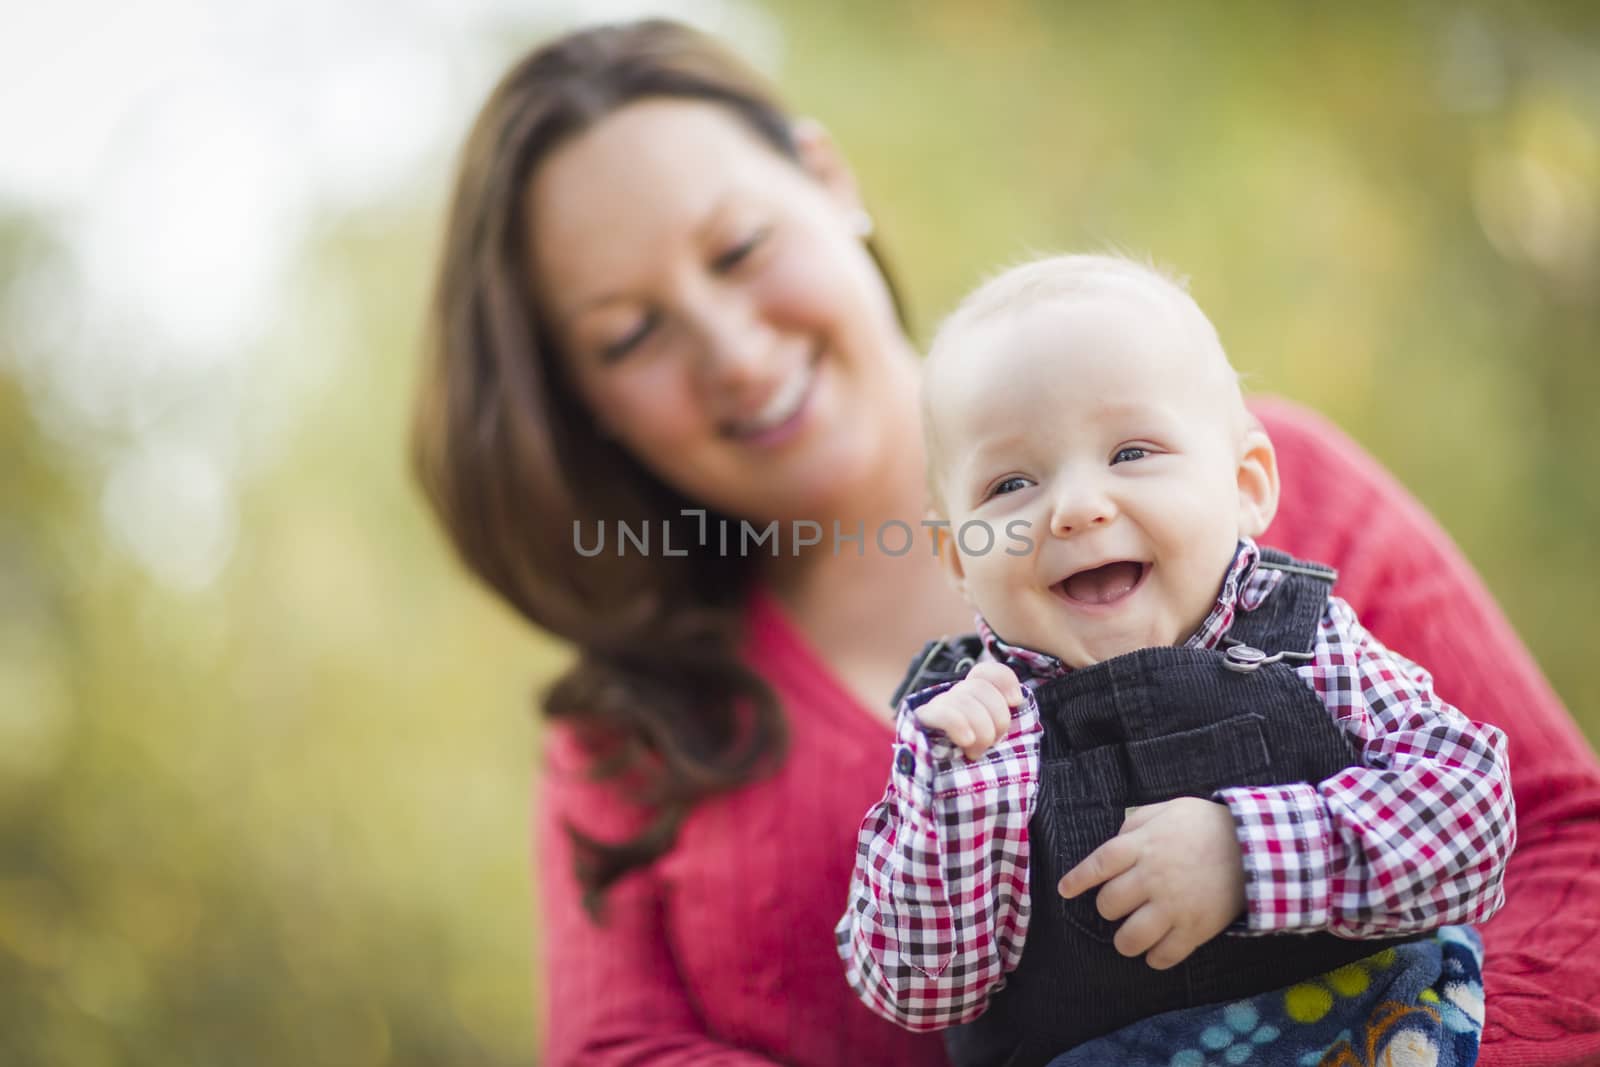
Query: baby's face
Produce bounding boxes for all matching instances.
[926,289,1262,667]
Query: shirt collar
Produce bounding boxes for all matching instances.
[977,538,1263,681]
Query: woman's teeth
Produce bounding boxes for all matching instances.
[736,363,813,434]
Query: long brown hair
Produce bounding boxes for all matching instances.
[411,19,906,914]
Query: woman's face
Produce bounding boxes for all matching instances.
[527,98,913,524]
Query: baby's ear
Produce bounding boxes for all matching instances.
[1236,422,1280,538]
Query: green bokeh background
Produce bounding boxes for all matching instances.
[3,3,1596,1063]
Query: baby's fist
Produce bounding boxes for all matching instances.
[915,662,1024,760]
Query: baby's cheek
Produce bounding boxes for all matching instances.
[981,575,1055,651]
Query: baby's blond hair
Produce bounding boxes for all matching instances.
[920,252,1246,513]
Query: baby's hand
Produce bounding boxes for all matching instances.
[1056,797,1246,970]
[914,663,1024,761]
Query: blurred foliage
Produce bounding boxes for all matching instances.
[1,2,1595,1063]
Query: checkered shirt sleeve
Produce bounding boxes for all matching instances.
[834,667,1041,1031]
[1215,594,1516,937]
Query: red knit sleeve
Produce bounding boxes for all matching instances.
[1252,396,1600,1066]
[536,726,778,1066]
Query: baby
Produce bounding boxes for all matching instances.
[835,254,1514,1067]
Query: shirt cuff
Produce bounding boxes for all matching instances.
[1215,781,1333,934]
[888,682,958,835]
[897,681,1043,793]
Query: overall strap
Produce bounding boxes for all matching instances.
[888,633,985,709]
[1223,546,1337,658]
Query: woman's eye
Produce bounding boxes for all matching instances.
[990,476,1031,498]
[1112,446,1150,465]
[600,313,657,363]
[712,227,768,273]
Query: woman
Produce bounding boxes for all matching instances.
[411,19,1600,1066]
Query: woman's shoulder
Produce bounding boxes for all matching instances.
[1250,395,1388,490]
[1248,395,1437,563]
[539,722,660,839]
[543,721,601,780]
[1246,394,1489,632]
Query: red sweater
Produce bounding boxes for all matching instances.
[538,397,1600,1066]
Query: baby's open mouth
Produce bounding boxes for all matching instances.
[1055,561,1147,606]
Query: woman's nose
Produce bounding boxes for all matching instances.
[691,295,772,392]
[1049,483,1115,538]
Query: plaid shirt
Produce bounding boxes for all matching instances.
[834,539,1515,1032]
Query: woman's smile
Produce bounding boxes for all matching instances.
[720,346,821,445]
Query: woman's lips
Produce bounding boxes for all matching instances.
[722,350,820,445]
[1055,561,1147,606]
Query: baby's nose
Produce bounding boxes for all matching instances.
[1049,491,1114,537]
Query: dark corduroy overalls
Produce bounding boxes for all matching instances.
[895,550,1419,1067]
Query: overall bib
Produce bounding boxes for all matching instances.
[894,551,1420,1067]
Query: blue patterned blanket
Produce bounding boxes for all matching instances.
[1045,927,1485,1067]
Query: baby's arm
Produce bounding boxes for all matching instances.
[1216,595,1515,937]
[834,662,1037,1031]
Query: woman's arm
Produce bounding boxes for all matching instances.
[537,730,778,1067]
[1252,396,1600,1066]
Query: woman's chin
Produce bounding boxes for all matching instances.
[680,420,885,530]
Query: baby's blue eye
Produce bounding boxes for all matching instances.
[991,476,1030,497]
[1112,447,1149,465]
